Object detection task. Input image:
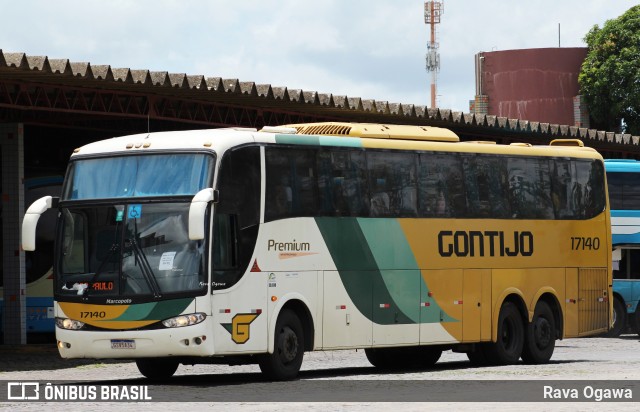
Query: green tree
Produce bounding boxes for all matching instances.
[579,5,640,134]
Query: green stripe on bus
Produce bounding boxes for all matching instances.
[315,217,413,325]
[357,218,421,323]
[357,218,456,323]
[114,298,193,321]
[275,134,363,147]
[316,217,456,325]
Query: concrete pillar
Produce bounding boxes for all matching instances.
[1,123,26,344]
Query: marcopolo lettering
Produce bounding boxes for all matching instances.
[438,230,534,257]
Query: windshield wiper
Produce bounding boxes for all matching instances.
[126,237,162,298]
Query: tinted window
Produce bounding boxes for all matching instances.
[265,148,319,221]
[316,149,369,217]
[506,157,552,219]
[265,145,605,221]
[606,172,640,210]
[367,151,417,217]
[213,146,260,289]
[418,153,466,217]
[463,155,510,218]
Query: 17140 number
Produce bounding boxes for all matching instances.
[571,237,600,250]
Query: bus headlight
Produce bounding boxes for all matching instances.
[162,313,207,328]
[55,317,85,330]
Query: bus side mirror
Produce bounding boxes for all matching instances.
[189,188,217,240]
[22,196,59,251]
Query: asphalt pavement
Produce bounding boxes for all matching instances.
[0,336,125,373]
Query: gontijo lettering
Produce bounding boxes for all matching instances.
[438,230,534,257]
[268,239,310,252]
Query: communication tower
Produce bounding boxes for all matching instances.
[425,1,443,108]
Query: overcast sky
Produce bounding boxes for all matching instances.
[1,1,637,112]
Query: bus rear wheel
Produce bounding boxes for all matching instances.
[136,358,179,381]
[521,301,556,364]
[607,297,626,337]
[484,302,524,365]
[259,309,304,380]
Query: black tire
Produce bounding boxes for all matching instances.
[136,358,179,381]
[259,309,304,380]
[607,297,626,337]
[415,347,442,368]
[483,301,524,365]
[365,346,442,370]
[365,348,395,369]
[521,301,556,364]
[633,305,640,337]
[466,344,491,366]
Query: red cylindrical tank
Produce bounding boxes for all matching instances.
[477,48,587,124]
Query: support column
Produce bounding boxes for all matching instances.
[1,123,26,345]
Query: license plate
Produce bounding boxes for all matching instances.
[111,339,135,349]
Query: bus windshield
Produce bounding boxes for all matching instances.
[57,202,207,301]
[63,153,212,200]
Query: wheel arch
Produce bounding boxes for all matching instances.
[268,294,315,353]
[492,290,527,342]
[534,292,563,340]
[612,291,626,308]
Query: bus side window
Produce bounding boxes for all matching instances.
[606,172,624,210]
[622,172,640,210]
[508,157,553,219]
[577,160,606,219]
[317,150,336,216]
[330,149,369,217]
[265,147,318,220]
[614,249,640,280]
[61,210,86,274]
[484,155,510,218]
[212,213,237,269]
[551,159,573,218]
[367,151,416,217]
[418,152,462,218]
[345,151,369,216]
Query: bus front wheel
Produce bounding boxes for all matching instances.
[484,302,524,365]
[521,301,556,364]
[365,346,442,370]
[136,358,179,381]
[259,309,304,380]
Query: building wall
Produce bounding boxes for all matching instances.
[476,48,587,125]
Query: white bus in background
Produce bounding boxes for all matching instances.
[1,176,61,336]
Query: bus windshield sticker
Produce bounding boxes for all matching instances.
[127,204,142,220]
[159,251,176,270]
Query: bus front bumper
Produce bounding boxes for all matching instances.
[55,318,216,359]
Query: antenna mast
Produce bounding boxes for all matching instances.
[425,1,444,109]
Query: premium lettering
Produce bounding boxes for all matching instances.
[268,239,311,252]
[438,230,533,257]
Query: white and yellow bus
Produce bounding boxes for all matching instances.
[22,122,611,380]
